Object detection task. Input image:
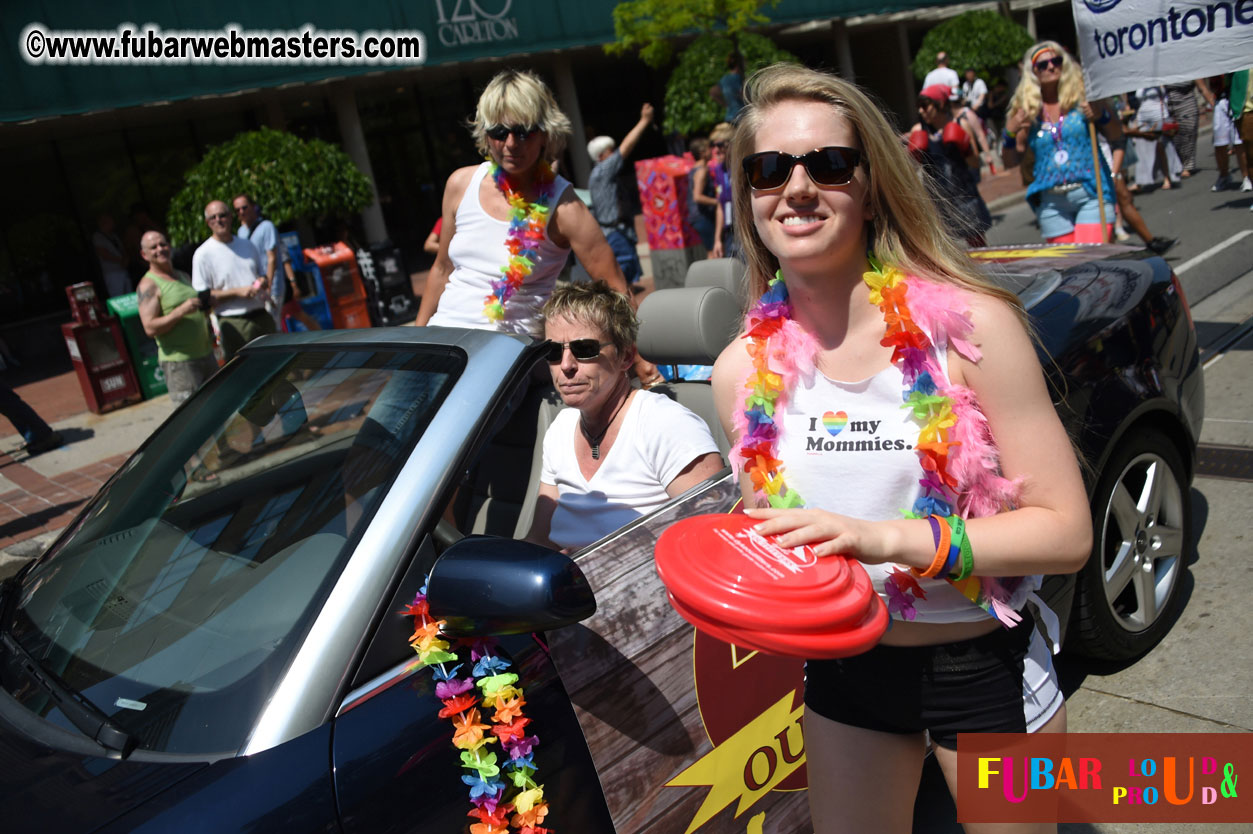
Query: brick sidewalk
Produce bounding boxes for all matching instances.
[0,449,130,549]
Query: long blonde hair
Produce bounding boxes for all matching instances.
[729,64,1019,308]
[1008,41,1087,119]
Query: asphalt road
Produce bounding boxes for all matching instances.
[916,174,1253,833]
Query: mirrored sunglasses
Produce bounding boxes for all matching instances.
[545,339,611,363]
[487,124,541,142]
[742,146,864,191]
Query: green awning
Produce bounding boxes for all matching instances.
[2,0,944,124]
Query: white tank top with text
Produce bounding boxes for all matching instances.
[777,341,989,622]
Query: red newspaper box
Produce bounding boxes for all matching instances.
[303,242,371,330]
[635,154,702,251]
[60,282,142,414]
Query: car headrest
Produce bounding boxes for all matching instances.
[685,257,747,303]
[637,285,742,366]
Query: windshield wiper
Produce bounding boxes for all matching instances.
[0,630,135,758]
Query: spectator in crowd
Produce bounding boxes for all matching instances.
[1090,103,1177,254]
[423,217,442,255]
[710,53,746,122]
[1004,41,1122,243]
[192,200,272,360]
[92,213,133,298]
[709,121,738,258]
[922,51,960,91]
[234,194,284,326]
[908,84,991,246]
[1130,86,1183,191]
[233,194,319,333]
[526,281,722,551]
[136,231,218,404]
[0,382,63,455]
[961,68,987,113]
[1165,79,1210,177]
[1209,74,1251,192]
[587,102,655,284]
[687,137,719,252]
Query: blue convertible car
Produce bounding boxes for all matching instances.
[0,244,1202,832]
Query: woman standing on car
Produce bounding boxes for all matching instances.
[1003,41,1123,243]
[415,73,649,349]
[711,64,1091,833]
[527,281,723,552]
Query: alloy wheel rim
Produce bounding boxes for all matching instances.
[1098,452,1184,633]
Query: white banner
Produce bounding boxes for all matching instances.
[1072,0,1253,98]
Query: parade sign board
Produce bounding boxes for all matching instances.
[1072,0,1253,98]
[547,473,812,833]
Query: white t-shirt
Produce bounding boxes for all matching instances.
[922,67,960,96]
[429,162,572,340]
[192,236,265,317]
[541,390,720,550]
[962,77,988,108]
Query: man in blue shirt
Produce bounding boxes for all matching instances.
[587,102,654,284]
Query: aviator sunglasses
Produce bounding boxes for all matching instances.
[1033,55,1063,73]
[742,146,864,191]
[486,124,541,141]
[545,339,612,363]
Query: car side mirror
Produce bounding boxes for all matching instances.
[426,536,596,636]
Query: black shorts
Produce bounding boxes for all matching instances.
[804,613,1038,750]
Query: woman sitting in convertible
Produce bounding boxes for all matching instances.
[526,281,725,551]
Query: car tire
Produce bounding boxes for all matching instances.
[1069,427,1190,661]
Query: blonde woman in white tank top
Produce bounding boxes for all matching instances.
[711,65,1091,834]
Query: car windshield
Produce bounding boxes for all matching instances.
[0,346,462,756]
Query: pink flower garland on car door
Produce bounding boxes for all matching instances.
[484,162,558,323]
[405,586,550,834]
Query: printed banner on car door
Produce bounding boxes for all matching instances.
[546,474,813,834]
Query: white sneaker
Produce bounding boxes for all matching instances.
[1242,177,1253,192]
[1113,225,1131,242]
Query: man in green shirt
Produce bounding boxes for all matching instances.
[137,231,219,403]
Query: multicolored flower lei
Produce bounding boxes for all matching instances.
[405,586,551,834]
[732,256,1022,626]
[484,161,558,323]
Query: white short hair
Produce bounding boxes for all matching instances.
[587,135,615,161]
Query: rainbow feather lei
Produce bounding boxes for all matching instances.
[731,257,1024,626]
[484,162,558,323]
[405,587,551,834]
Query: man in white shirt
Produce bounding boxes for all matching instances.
[191,200,273,360]
[922,52,960,94]
[961,68,988,112]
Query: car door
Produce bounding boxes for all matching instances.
[329,530,615,834]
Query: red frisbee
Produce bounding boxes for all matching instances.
[667,591,889,659]
[655,513,888,656]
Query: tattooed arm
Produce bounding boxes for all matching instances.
[137,276,201,338]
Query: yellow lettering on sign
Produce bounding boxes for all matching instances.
[667,692,804,833]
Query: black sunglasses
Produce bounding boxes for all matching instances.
[1033,56,1063,73]
[742,147,864,191]
[487,124,541,142]
[545,339,612,363]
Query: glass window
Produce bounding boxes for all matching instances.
[2,346,463,756]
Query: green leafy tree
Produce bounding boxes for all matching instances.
[911,10,1034,82]
[663,33,796,136]
[606,0,780,69]
[166,127,374,246]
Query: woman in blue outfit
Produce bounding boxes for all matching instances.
[1003,41,1122,243]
